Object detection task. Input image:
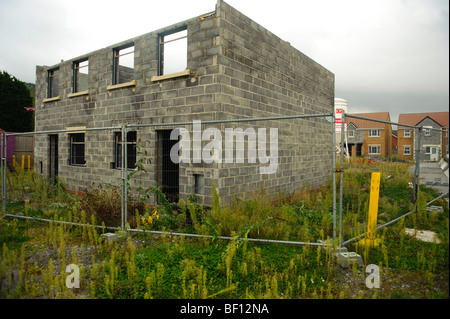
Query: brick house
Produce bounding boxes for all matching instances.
[34,0,334,205]
[346,112,392,158]
[397,112,449,162]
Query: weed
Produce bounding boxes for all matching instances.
[0,160,448,300]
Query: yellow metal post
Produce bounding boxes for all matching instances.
[359,172,381,247]
[13,155,16,167]
[27,155,31,169]
[21,155,25,169]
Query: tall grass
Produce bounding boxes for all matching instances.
[0,160,448,299]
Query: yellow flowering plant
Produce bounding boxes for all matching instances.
[141,206,160,227]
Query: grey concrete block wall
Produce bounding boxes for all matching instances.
[34,0,334,206]
[213,0,334,200]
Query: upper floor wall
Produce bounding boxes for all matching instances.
[35,6,222,133]
[35,0,334,134]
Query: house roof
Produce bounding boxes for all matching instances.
[398,112,449,129]
[347,112,391,129]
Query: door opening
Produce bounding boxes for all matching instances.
[157,130,179,203]
[49,135,58,184]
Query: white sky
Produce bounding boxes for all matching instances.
[0,0,448,123]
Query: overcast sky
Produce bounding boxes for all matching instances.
[0,0,448,124]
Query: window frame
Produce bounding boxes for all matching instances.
[73,58,89,93]
[194,174,205,195]
[114,131,137,170]
[403,145,411,155]
[348,130,355,138]
[158,26,188,76]
[69,133,86,166]
[112,43,135,85]
[368,129,381,137]
[424,146,438,156]
[368,145,381,155]
[424,127,431,136]
[47,68,59,98]
[404,129,411,138]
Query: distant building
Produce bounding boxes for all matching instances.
[346,112,392,158]
[397,112,449,161]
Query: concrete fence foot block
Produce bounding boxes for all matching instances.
[336,251,364,268]
[317,240,348,254]
[101,232,118,243]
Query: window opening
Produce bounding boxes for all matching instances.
[115,131,137,169]
[194,174,205,195]
[73,59,89,92]
[70,133,85,165]
[113,45,134,84]
[158,28,187,76]
[47,68,59,98]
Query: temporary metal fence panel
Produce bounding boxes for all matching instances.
[1,112,448,248]
[122,112,337,244]
[341,112,449,246]
[1,112,339,247]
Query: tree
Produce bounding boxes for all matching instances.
[0,70,34,132]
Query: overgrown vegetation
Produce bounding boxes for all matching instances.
[0,70,35,132]
[0,160,448,299]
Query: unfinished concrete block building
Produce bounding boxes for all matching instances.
[34,0,334,205]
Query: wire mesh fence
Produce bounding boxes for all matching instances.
[1,113,448,247]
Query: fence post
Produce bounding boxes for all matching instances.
[338,111,346,245]
[413,127,422,213]
[332,112,337,241]
[1,134,7,214]
[124,125,128,229]
[120,124,129,230]
[120,124,125,230]
[1,134,3,212]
